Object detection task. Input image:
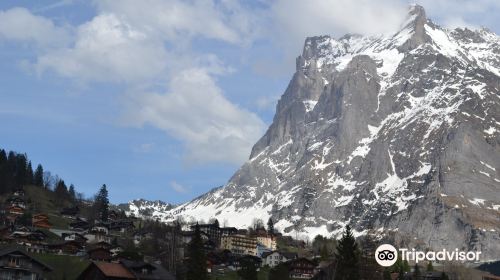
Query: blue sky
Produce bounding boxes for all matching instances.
[1,0,499,204]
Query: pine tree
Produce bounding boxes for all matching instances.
[413,264,421,280]
[269,263,290,280]
[267,218,274,234]
[320,244,329,260]
[238,257,258,280]
[186,224,208,280]
[426,262,434,272]
[383,268,392,280]
[68,184,76,201]
[403,260,410,272]
[397,265,405,280]
[439,272,449,280]
[26,161,34,185]
[34,164,44,187]
[335,225,360,280]
[55,180,69,197]
[94,184,109,221]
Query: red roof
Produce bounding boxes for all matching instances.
[95,262,135,278]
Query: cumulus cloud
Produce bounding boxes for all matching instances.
[0,7,70,47]
[36,13,168,83]
[128,67,265,164]
[94,0,262,45]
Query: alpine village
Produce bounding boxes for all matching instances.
[0,149,496,280]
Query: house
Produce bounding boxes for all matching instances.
[61,206,80,218]
[7,206,24,216]
[70,218,90,231]
[220,234,258,256]
[231,255,262,270]
[7,196,26,209]
[109,220,135,233]
[92,223,110,235]
[85,230,111,244]
[25,243,49,254]
[261,251,298,267]
[49,240,84,255]
[88,247,113,262]
[62,232,88,244]
[77,262,136,280]
[0,247,52,279]
[256,233,277,250]
[121,260,176,280]
[13,189,25,197]
[287,258,316,279]
[32,214,52,229]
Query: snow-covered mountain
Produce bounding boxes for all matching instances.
[117,199,175,219]
[135,5,500,259]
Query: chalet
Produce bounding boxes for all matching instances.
[11,230,46,243]
[0,247,52,279]
[49,240,84,255]
[92,223,110,235]
[7,206,24,216]
[77,262,136,280]
[85,230,111,244]
[109,220,135,233]
[25,243,49,254]
[70,218,90,231]
[121,259,176,280]
[61,206,80,218]
[32,213,52,229]
[262,251,298,267]
[94,241,113,250]
[288,258,316,279]
[7,196,26,209]
[13,189,25,197]
[110,245,124,257]
[88,247,113,262]
[62,232,88,244]
[231,255,262,270]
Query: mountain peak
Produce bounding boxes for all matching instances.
[398,4,431,51]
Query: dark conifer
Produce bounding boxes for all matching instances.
[186,224,208,280]
[268,263,290,280]
[335,225,360,280]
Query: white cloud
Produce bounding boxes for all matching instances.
[94,0,261,45]
[0,7,70,47]
[268,0,408,55]
[414,0,500,30]
[128,67,265,164]
[36,13,168,83]
[170,181,190,194]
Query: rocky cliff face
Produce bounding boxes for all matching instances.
[150,5,500,260]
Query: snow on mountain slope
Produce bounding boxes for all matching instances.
[139,5,500,260]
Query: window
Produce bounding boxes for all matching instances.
[8,256,20,267]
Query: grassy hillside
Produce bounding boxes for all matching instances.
[33,253,90,280]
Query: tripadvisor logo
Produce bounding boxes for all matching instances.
[375,244,482,267]
[375,244,398,267]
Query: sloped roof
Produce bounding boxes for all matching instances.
[94,262,135,278]
[0,247,52,271]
